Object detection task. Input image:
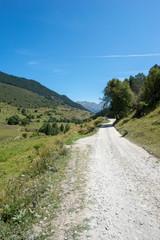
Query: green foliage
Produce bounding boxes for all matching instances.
[60,124,64,132]
[7,115,20,125]
[103,79,134,119]
[94,118,103,126]
[12,209,26,223]
[128,73,145,96]
[134,101,148,117]
[141,67,160,104]
[22,133,27,138]
[52,122,60,135]
[64,123,70,133]
[39,123,60,136]
[21,108,27,115]
[21,118,30,126]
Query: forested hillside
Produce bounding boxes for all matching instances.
[0,71,86,110]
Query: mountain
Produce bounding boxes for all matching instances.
[77,101,103,113]
[0,82,56,108]
[0,71,87,110]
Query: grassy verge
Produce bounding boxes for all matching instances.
[0,116,105,239]
[115,104,160,159]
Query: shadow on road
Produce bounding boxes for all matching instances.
[100,124,113,128]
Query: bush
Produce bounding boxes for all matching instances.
[134,101,148,117]
[7,115,20,125]
[60,124,64,132]
[22,133,27,138]
[39,123,60,136]
[94,118,103,126]
[21,109,27,116]
[64,124,70,133]
[21,118,30,126]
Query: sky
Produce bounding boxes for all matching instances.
[0,0,160,103]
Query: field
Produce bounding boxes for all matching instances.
[0,103,107,239]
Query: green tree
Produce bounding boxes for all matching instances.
[60,124,64,132]
[129,73,145,96]
[142,67,160,104]
[52,122,60,135]
[103,79,134,119]
[39,123,52,135]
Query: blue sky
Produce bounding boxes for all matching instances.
[1,0,160,103]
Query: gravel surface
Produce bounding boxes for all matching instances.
[50,119,160,239]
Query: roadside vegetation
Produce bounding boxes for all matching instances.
[0,102,107,239]
[115,104,160,159]
[102,64,160,158]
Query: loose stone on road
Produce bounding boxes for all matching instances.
[50,119,160,239]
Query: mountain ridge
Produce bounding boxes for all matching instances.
[77,101,103,113]
[0,71,87,111]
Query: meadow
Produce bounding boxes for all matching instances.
[0,102,107,239]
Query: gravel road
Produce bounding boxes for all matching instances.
[49,119,160,240]
[75,119,160,240]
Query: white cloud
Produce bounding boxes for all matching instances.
[81,53,160,58]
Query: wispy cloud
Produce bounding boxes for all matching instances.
[28,61,38,65]
[15,49,37,56]
[53,68,63,73]
[80,53,160,58]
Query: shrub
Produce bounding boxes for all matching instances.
[22,133,27,138]
[64,124,70,133]
[21,109,27,116]
[39,123,60,136]
[21,118,30,126]
[7,115,20,125]
[60,124,64,132]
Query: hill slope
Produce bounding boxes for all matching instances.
[0,71,87,110]
[115,104,160,158]
[0,82,56,108]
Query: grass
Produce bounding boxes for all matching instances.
[115,104,160,158]
[0,125,19,140]
[0,111,104,239]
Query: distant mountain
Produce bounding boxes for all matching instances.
[0,71,87,111]
[77,101,103,113]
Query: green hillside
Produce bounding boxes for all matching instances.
[0,82,57,108]
[115,104,160,159]
[0,71,87,110]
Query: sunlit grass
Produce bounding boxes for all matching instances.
[116,104,160,158]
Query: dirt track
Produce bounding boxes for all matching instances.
[50,119,160,239]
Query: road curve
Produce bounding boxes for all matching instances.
[76,119,160,240]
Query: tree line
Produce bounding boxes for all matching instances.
[103,64,160,119]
